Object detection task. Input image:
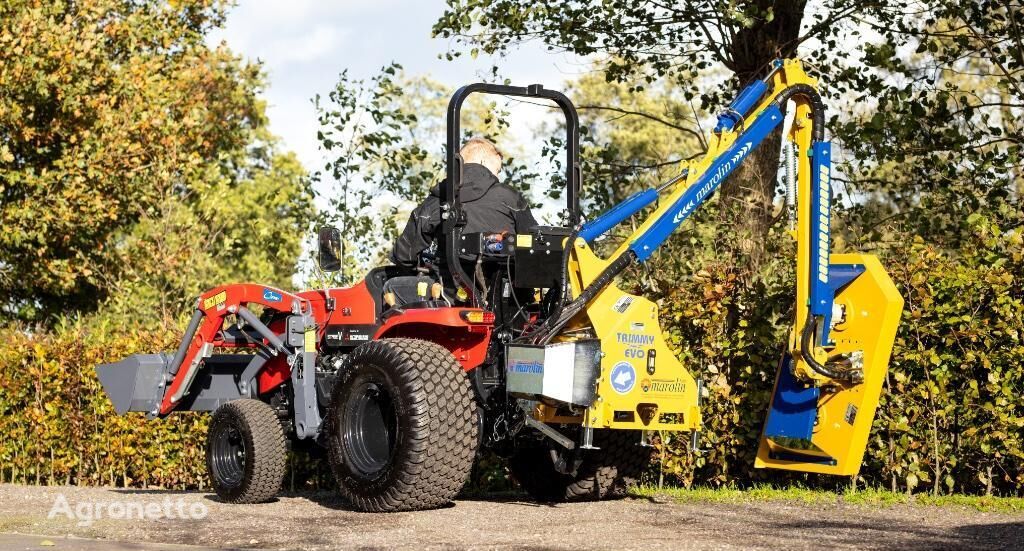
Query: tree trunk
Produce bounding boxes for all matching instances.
[718,133,781,270]
[719,0,808,271]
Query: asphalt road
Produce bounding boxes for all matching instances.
[0,484,1020,550]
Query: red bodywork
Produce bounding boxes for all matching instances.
[158,280,492,416]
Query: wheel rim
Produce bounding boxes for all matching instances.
[210,423,246,488]
[343,380,398,477]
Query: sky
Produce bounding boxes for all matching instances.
[206,0,587,176]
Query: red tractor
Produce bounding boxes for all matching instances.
[97,62,904,511]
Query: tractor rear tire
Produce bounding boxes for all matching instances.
[325,338,479,512]
[510,429,649,502]
[206,399,287,504]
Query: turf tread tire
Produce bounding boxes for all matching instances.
[326,338,479,512]
[206,398,287,504]
[510,429,649,502]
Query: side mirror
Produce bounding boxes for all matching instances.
[318,226,342,272]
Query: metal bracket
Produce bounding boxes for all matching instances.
[691,377,708,455]
[523,416,575,450]
[639,430,655,448]
[550,448,584,476]
[290,312,322,440]
[236,350,271,398]
[580,425,599,450]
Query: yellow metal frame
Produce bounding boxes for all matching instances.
[534,240,701,431]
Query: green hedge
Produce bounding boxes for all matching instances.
[0,219,1020,495]
[0,319,208,488]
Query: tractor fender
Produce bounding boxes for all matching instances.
[373,308,492,371]
[256,307,493,396]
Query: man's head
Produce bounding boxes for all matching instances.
[460,137,502,177]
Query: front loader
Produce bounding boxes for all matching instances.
[96,59,903,511]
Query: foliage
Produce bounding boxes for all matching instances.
[834,1,1024,249]
[566,71,706,213]
[0,0,314,323]
[0,318,341,492]
[0,319,208,488]
[648,228,798,489]
[433,0,848,88]
[0,0,315,490]
[867,217,1023,496]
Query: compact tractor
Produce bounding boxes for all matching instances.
[97,59,903,511]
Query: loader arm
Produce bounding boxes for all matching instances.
[542,59,903,475]
[96,283,326,439]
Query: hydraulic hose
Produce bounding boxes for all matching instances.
[544,225,583,330]
[769,84,826,142]
[773,82,840,380]
[799,313,858,382]
[536,250,636,345]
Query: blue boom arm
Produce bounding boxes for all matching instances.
[627,103,787,262]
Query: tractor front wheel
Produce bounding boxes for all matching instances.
[205,399,287,504]
[325,338,479,512]
[510,429,649,502]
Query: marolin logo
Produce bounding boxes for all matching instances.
[641,378,686,394]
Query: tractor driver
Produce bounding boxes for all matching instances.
[390,137,538,269]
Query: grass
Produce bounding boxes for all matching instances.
[630,484,1024,514]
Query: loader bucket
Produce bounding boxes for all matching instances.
[96,354,170,415]
[756,254,903,475]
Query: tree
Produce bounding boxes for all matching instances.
[0,0,313,323]
[833,1,1024,250]
[567,71,705,210]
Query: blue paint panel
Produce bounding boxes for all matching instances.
[763,354,819,441]
[819,263,866,346]
[828,263,865,291]
[714,80,769,133]
[262,288,283,302]
[630,104,785,262]
[580,188,659,242]
[808,141,833,318]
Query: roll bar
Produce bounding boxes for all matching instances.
[443,83,581,306]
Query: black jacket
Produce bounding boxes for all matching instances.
[390,163,538,268]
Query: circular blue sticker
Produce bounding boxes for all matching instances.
[610,362,636,394]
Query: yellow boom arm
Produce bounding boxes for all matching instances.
[528,59,903,476]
